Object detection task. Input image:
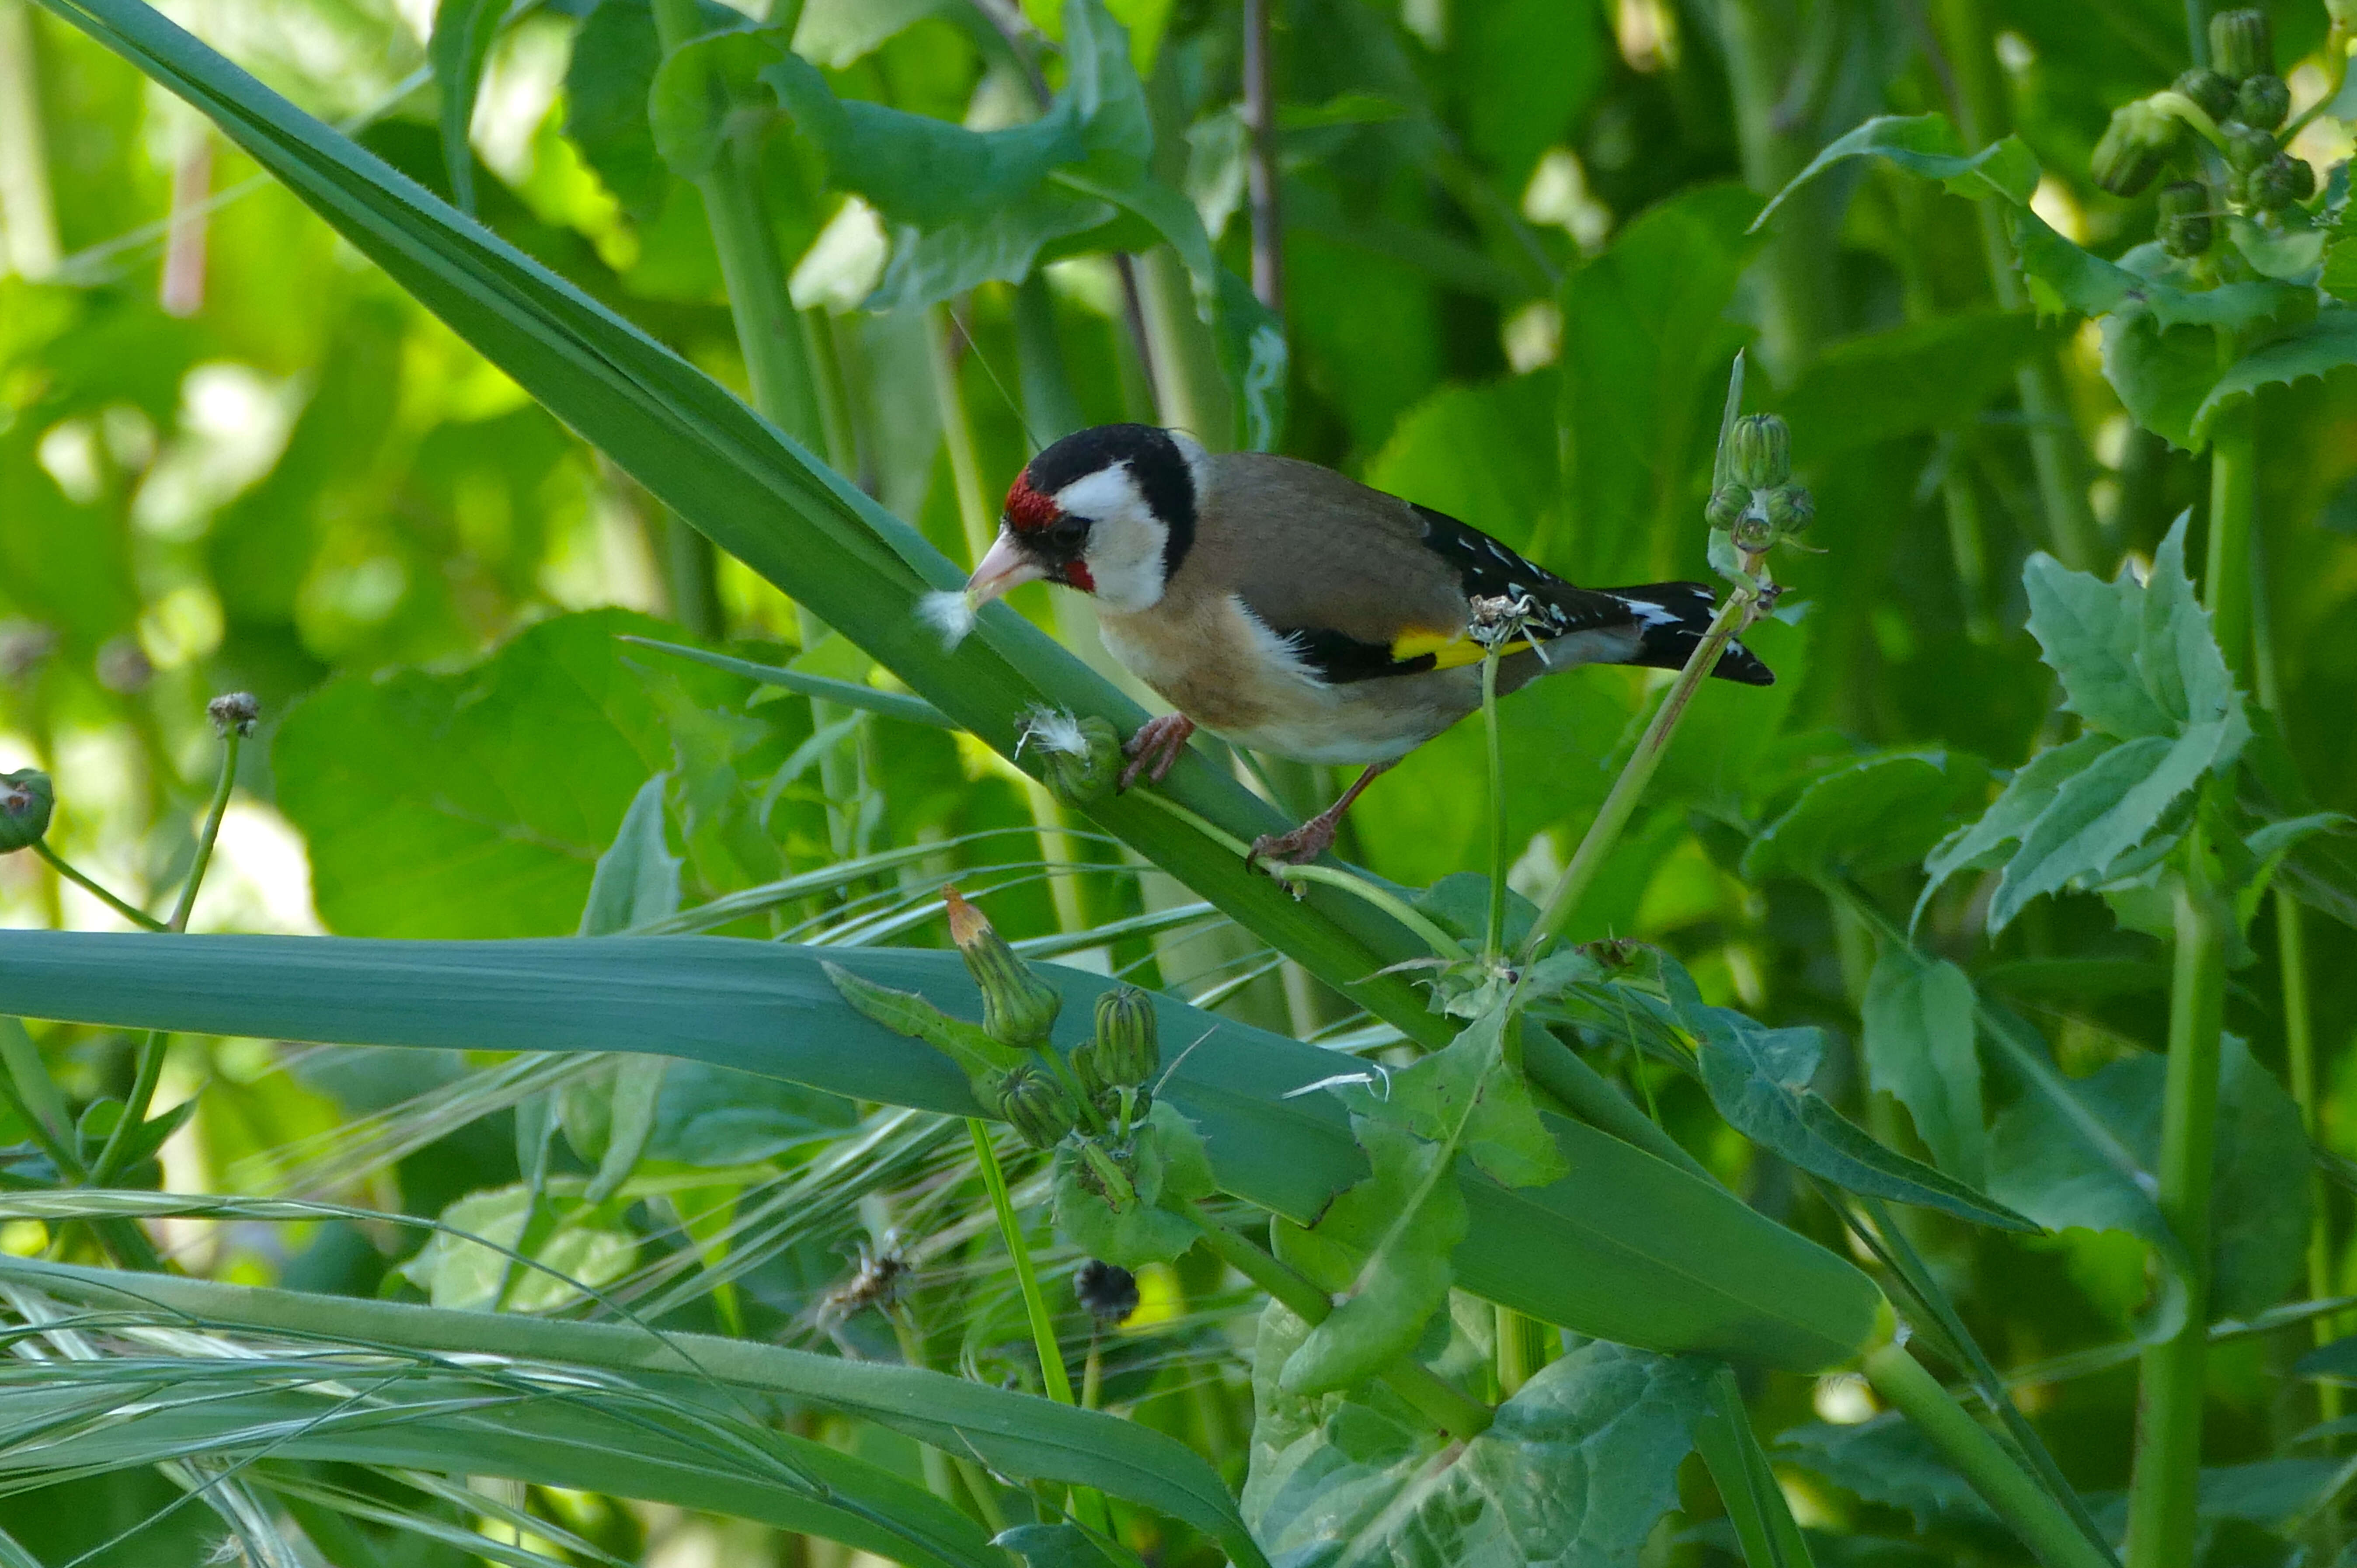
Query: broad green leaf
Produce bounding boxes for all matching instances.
[992,1525,1119,1568]
[2227,213,2329,280]
[1778,311,2044,459]
[2024,558,2180,739]
[1988,735,2191,928]
[1917,734,2115,924]
[1987,1036,2308,1320]
[1861,948,1986,1188]
[1752,115,2039,231]
[866,185,1117,312]
[1775,1413,1992,1530]
[650,28,790,184]
[0,929,1885,1370]
[564,0,672,219]
[429,0,504,214]
[1743,752,1987,885]
[1446,0,1608,193]
[398,1180,638,1311]
[1684,1002,2034,1232]
[580,773,683,937]
[1346,1000,1568,1190]
[791,0,961,69]
[1279,1116,1469,1396]
[0,1252,1269,1568]
[2015,208,2313,334]
[273,609,675,939]
[1556,183,1763,584]
[2190,309,2357,446]
[1248,1303,1716,1568]
[570,794,678,1201]
[1050,1102,1212,1268]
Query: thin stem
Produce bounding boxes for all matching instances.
[1241,0,1282,314]
[0,0,61,279]
[169,728,239,932]
[2125,843,2228,1567]
[2203,368,2254,688]
[1865,1342,2118,1568]
[967,1120,1114,1536]
[1481,648,1508,958]
[1494,1304,1535,1399]
[31,841,165,931]
[89,1032,166,1186]
[1184,1209,1495,1439]
[1519,586,1754,961]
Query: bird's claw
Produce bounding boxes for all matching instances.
[1118,714,1195,792]
[1246,818,1337,877]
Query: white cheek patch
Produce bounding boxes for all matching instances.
[1054,462,1170,613]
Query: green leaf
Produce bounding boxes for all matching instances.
[1693,1367,1820,1568]
[992,1525,1120,1568]
[1778,311,2044,459]
[1050,1103,1213,1268]
[1743,752,1988,884]
[1683,998,2035,1231]
[1861,948,1987,1189]
[429,0,505,215]
[2190,309,2357,446]
[564,0,670,219]
[650,28,789,184]
[1775,1413,1992,1530]
[1347,1000,1569,1190]
[273,609,675,939]
[580,774,683,937]
[1988,735,2194,928]
[0,930,1885,1372]
[1917,734,2115,924]
[1248,1303,1716,1568]
[2015,209,2313,334]
[1279,1116,1469,1396]
[865,185,1117,312]
[398,1179,638,1311]
[1987,1036,2308,1319]
[1752,115,2039,231]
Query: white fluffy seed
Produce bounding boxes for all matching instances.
[1017,706,1090,758]
[918,590,978,650]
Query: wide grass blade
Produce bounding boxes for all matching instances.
[0,931,1882,1370]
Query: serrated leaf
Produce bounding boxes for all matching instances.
[1989,729,2231,928]
[1685,1002,2035,1231]
[1918,734,2116,921]
[1752,115,2037,231]
[1279,1117,1469,1396]
[1050,1102,1212,1268]
[1743,752,1986,884]
[2023,555,2180,739]
[864,187,1117,313]
[1346,1000,1568,1190]
[2190,309,2357,446]
[1249,1303,1716,1568]
[1861,949,1986,1188]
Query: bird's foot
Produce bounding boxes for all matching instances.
[1118,713,1196,791]
[1247,814,1338,872]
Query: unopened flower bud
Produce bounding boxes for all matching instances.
[1763,486,1814,536]
[2235,72,2290,129]
[0,769,53,852]
[2157,181,2216,257]
[2225,124,2277,174]
[1705,484,1748,531]
[2173,68,2239,123]
[2249,153,2308,210]
[1091,987,1159,1088]
[2092,101,2183,196]
[996,1064,1078,1148]
[2210,8,2272,81]
[1018,709,1120,807]
[206,692,261,737]
[1726,414,1791,490]
[944,887,1061,1046]
[1075,1259,1140,1325]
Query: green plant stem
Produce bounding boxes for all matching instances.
[1520,585,1754,962]
[30,841,164,931]
[1718,0,1822,381]
[1481,648,1508,958]
[168,728,238,932]
[1494,1304,1535,1398]
[2125,846,2228,1568]
[2204,386,2254,689]
[1184,1210,1495,1439]
[0,0,60,280]
[1013,272,1085,445]
[1864,1341,2117,1568]
[967,1120,1114,1536]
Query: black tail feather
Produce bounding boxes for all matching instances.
[1607,581,1775,687]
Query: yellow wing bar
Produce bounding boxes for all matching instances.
[1390,629,1540,670]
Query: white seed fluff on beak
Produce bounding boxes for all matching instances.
[918,589,979,650]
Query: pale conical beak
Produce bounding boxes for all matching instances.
[964,527,1049,608]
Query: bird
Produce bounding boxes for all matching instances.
[958,423,1772,867]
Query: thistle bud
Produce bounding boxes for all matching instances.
[2235,73,2290,129]
[1763,486,1815,536]
[1705,484,1748,531]
[1074,1259,1140,1325]
[1018,709,1121,807]
[944,888,1061,1046]
[2225,124,2277,174]
[996,1064,1078,1148]
[2092,101,2183,196]
[206,692,261,737]
[2209,8,2273,81]
[2157,181,2216,257]
[0,769,53,852]
[2172,68,2239,124]
[1090,987,1159,1088]
[2249,153,2309,210]
[1726,414,1791,490]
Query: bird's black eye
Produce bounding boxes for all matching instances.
[1047,516,1090,549]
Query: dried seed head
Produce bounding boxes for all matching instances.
[1074,1259,1140,1325]
[207,692,261,737]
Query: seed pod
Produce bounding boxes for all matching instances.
[1705,483,1748,531]
[1019,708,1121,807]
[2285,155,2317,200]
[2235,73,2290,129]
[1726,414,1791,490]
[2172,67,2239,123]
[944,887,1061,1046]
[997,1064,1078,1149]
[2225,124,2277,174]
[1092,987,1160,1088]
[1075,1259,1140,1325]
[1762,486,1815,537]
[0,769,53,852]
[1071,1037,1113,1102]
[2249,153,2308,211]
[2156,181,2216,257]
[2209,8,2273,82]
[2091,101,2182,197]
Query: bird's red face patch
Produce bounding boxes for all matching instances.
[1003,472,1061,534]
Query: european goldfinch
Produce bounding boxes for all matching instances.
[961,424,1772,865]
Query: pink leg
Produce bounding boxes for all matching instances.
[1249,759,1396,869]
[1119,713,1197,791]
